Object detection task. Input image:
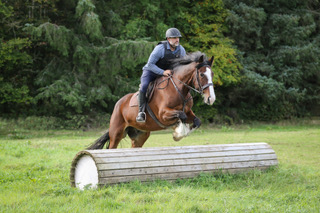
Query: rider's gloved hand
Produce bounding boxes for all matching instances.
[163,70,172,76]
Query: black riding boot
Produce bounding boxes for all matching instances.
[136,91,147,123]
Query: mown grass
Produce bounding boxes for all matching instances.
[0,121,319,212]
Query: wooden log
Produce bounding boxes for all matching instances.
[70,143,278,189]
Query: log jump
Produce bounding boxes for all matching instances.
[70,143,278,190]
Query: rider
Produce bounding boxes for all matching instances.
[136,28,187,123]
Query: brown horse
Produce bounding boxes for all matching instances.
[87,52,215,149]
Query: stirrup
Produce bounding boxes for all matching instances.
[136,112,146,123]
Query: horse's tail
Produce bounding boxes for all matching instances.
[87,130,110,150]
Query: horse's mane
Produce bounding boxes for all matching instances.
[171,51,208,71]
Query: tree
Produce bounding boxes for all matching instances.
[24,0,156,119]
[0,1,33,113]
[224,0,320,120]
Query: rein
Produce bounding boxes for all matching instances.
[157,65,214,112]
[168,75,193,112]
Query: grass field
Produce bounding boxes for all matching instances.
[0,121,319,212]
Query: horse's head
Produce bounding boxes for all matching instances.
[171,52,216,105]
[194,55,216,105]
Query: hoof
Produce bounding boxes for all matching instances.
[178,111,187,123]
[192,117,201,128]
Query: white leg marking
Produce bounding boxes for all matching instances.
[173,121,191,141]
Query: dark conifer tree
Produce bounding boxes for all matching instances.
[225,0,320,120]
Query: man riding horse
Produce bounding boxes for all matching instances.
[87,29,215,149]
[136,28,187,123]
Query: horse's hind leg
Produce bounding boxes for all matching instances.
[131,132,150,148]
[108,124,126,149]
[108,105,127,149]
[127,127,150,148]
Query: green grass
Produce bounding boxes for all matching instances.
[0,122,319,212]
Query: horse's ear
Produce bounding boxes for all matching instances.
[209,56,214,66]
[199,55,204,63]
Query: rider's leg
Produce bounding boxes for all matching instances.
[136,90,147,122]
[136,70,158,123]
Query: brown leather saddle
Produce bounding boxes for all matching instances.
[129,77,168,107]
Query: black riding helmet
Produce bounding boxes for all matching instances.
[166,28,182,38]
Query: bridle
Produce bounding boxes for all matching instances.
[194,65,214,94]
[158,65,214,112]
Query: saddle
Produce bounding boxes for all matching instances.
[129,77,168,107]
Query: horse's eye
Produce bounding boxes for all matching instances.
[200,73,204,77]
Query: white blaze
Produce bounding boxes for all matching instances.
[204,67,216,104]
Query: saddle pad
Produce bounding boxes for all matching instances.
[129,92,139,107]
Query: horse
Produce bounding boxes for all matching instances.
[87,51,215,149]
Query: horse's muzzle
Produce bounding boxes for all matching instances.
[203,83,216,105]
[205,95,215,105]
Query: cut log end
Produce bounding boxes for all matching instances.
[74,155,98,190]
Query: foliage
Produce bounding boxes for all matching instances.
[224,0,320,120]
[75,0,103,41]
[180,0,241,87]
[23,0,156,118]
[0,1,33,112]
[1,0,319,124]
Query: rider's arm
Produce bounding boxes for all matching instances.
[180,45,187,57]
[142,44,165,75]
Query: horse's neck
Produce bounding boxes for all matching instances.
[173,64,196,94]
[174,63,196,82]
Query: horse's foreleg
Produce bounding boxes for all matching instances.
[186,109,201,129]
[192,116,201,129]
[161,107,187,123]
[160,107,200,128]
[177,111,187,123]
[168,109,200,141]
